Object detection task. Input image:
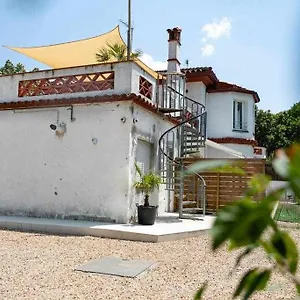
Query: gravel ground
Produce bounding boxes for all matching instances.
[0,227,299,300]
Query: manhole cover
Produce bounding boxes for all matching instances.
[75,257,156,278]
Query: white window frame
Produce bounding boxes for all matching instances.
[233,100,248,131]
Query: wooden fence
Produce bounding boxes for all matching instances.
[175,158,266,213]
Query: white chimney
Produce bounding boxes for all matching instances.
[167,27,182,73]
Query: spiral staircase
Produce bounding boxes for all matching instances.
[158,73,207,218]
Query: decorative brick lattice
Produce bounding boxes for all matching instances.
[18,71,114,97]
[139,76,153,100]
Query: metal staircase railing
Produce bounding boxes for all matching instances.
[158,73,207,218]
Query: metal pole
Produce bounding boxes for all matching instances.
[127,0,132,60]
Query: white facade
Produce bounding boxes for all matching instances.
[185,81,206,106]
[184,81,256,158]
[206,92,255,140]
[206,92,256,157]
[128,105,174,216]
[0,101,173,223]
[219,143,253,158]
[0,61,157,104]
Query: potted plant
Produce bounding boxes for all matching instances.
[134,163,161,225]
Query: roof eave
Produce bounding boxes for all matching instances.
[207,89,260,103]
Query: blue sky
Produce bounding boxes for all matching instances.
[0,0,299,112]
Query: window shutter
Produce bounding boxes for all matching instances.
[233,101,236,128]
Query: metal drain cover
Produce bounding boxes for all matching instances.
[75,257,155,278]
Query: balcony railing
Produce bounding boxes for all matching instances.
[0,61,157,103]
[18,71,114,97]
[233,121,248,131]
[139,76,153,100]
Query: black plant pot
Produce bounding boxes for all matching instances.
[136,204,158,225]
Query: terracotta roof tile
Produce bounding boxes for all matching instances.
[181,67,213,73]
[207,81,260,103]
[209,137,258,146]
[0,93,178,125]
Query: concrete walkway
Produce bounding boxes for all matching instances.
[0,214,215,242]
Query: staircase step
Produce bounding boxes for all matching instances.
[183,126,199,133]
[182,201,197,206]
[158,108,183,113]
[181,150,201,155]
[182,208,203,212]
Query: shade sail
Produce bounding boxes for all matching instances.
[4,26,160,79]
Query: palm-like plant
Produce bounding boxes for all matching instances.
[96,43,142,62]
[133,163,161,207]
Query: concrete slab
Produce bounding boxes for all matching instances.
[0,214,215,242]
[75,257,155,278]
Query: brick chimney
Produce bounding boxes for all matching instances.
[167,27,182,73]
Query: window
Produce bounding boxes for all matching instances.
[233,100,247,131]
[135,140,153,179]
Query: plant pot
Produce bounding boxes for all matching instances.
[136,204,158,225]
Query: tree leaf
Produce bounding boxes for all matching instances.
[185,160,230,174]
[296,284,300,295]
[234,269,270,299]
[231,246,257,274]
[194,283,207,300]
[214,164,246,175]
[234,269,257,298]
[245,174,271,197]
[271,231,299,274]
[211,199,272,250]
[273,150,290,179]
[243,270,270,299]
[286,144,300,201]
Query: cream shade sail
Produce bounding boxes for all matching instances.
[4,26,161,79]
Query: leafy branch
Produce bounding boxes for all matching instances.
[192,144,300,299]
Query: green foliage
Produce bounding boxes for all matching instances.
[190,143,300,299]
[95,43,143,62]
[233,269,270,299]
[255,103,300,158]
[133,163,161,206]
[0,60,38,75]
[194,283,207,300]
[0,60,25,75]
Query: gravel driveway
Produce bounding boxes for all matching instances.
[0,227,299,300]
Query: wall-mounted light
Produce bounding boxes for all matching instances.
[57,122,67,133]
[133,118,138,123]
[121,117,126,123]
[92,138,98,145]
[55,122,67,139]
[50,124,57,130]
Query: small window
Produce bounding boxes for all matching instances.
[135,140,153,180]
[233,100,247,131]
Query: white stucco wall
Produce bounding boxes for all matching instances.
[0,61,157,103]
[206,92,255,140]
[205,140,245,158]
[185,81,206,106]
[220,143,254,158]
[128,104,175,217]
[131,63,157,104]
[0,102,133,223]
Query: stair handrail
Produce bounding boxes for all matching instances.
[167,85,206,113]
[158,84,207,216]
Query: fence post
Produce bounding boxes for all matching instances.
[216,172,220,210]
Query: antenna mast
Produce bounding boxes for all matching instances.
[127,0,132,60]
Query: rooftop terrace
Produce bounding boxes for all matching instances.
[0,60,158,105]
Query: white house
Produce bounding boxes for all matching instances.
[0,26,262,223]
